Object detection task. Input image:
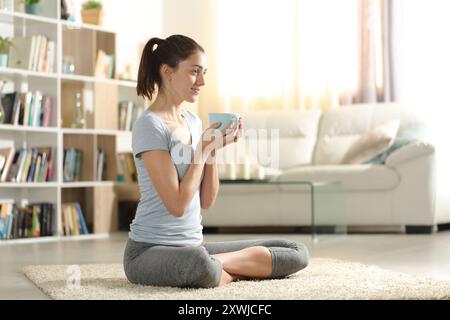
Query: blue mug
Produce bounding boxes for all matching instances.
[208,113,240,131]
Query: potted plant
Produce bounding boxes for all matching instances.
[23,0,40,15]
[0,36,12,67]
[81,0,103,26]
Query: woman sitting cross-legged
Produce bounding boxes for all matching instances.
[123,34,309,288]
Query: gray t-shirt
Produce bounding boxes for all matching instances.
[129,108,204,246]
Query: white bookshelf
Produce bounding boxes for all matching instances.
[0,1,141,244]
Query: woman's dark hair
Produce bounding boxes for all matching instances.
[136,35,205,100]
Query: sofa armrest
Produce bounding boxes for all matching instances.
[385,141,435,167]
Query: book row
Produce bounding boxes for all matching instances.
[0,200,54,240]
[118,101,144,131]
[116,153,137,182]
[60,202,89,236]
[0,145,55,183]
[1,91,53,127]
[8,35,56,73]
[63,148,107,182]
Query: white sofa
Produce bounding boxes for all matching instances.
[201,103,447,234]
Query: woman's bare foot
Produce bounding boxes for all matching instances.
[229,273,248,282]
[219,270,249,286]
[219,270,235,286]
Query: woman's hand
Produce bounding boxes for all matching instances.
[199,117,244,158]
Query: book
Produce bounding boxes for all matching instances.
[0,92,19,124]
[96,149,104,181]
[0,145,15,182]
[0,199,15,239]
[38,151,48,182]
[11,92,24,126]
[32,91,43,127]
[19,149,32,182]
[13,149,26,182]
[41,95,53,127]
[31,35,42,71]
[28,36,36,70]
[26,147,38,182]
[22,92,32,127]
[0,155,5,173]
[74,203,89,234]
[116,154,125,182]
[95,50,115,78]
[74,149,82,181]
[71,205,79,236]
[45,41,56,72]
[46,147,55,181]
[5,150,21,182]
[37,36,48,72]
[33,154,41,182]
[7,37,32,70]
[31,204,41,237]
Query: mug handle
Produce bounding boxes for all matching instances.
[232,115,238,128]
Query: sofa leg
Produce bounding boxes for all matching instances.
[438,223,450,232]
[405,225,434,234]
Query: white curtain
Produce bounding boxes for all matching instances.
[356,0,402,103]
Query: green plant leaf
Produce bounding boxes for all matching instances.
[82,0,103,10]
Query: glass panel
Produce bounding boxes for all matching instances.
[311,181,347,242]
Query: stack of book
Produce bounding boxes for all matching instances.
[7,36,56,73]
[118,101,143,131]
[116,153,137,182]
[63,148,82,182]
[94,50,115,79]
[0,144,55,183]
[96,148,105,181]
[60,202,89,236]
[0,200,54,240]
[0,91,53,127]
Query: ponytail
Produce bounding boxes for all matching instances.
[136,37,163,100]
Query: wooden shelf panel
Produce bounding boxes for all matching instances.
[62,27,96,76]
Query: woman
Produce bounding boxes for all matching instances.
[123,34,309,288]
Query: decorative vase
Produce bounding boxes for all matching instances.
[81,9,104,26]
[25,3,39,15]
[0,54,7,67]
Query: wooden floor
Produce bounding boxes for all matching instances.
[1,230,450,300]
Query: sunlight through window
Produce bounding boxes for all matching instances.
[216,0,358,109]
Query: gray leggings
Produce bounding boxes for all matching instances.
[123,238,309,288]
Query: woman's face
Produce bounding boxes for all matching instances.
[167,50,207,103]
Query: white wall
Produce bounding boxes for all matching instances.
[398,0,450,221]
[160,0,218,119]
[67,0,163,79]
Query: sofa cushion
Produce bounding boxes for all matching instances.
[366,123,427,164]
[340,120,400,164]
[277,164,400,191]
[313,103,423,165]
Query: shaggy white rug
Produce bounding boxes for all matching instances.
[23,258,450,300]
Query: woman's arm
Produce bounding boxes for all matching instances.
[199,152,219,210]
[141,145,209,218]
